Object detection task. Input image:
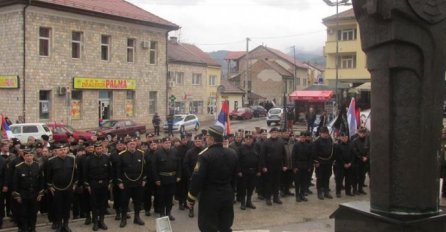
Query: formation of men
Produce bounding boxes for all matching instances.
[0,124,371,232]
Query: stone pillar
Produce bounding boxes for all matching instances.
[331,0,446,231]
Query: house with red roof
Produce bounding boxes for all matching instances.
[226,45,309,106]
[167,37,222,116]
[0,0,179,128]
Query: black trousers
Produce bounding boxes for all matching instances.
[256,175,264,197]
[280,170,294,194]
[356,163,367,192]
[156,183,175,215]
[306,166,314,191]
[121,185,143,214]
[264,169,281,200]
[198,189,234,232]
[17,198,38,230]
[175,177,187,206]
[45,192,55,222]
[112,185,122,212]
[72,190,82,218]
[0,191,11,220]
[154,125,160,136]
[143,182,156,213]
[53,189,73,225]
[81,189,91,217]
[239,172,256,202]
[316,162,333,193]
[91,186,108,219]
[294,169,309,198]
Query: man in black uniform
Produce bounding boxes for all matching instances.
[46,143,77,232]
[238,132,260,210]
[292,131,312,202]
[78,142,95,225]
[83,142,112,231]
[312,126,334,200]
[187,125,238,232]
[351,127,369,195]
[334,132,355,197]
[254,129,267,200]
[183,134,203,217]
[12,148,43,232]
[229,132,243,203]
[116,139,146,227]
[143,140,158,216]
[109,138,126,220]
[174,136,189,211]
[152,137,181,220]
[260,127,287,205]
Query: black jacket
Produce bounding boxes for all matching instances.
[184,146,202,179]
[46,155,77,190]
[292,141,312,170]
[117,149,146,187]
[238,143,260,175]
[260,138,287,170]
[312,137,334,165]
[83,153,112,188]
[152,147,181,185]
[12,161,43,200]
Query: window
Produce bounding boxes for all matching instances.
[286,79,294,93]
[174,102,186,114]
[209,75,216,86]
[72,31,82,59]
[23,126,38,133]
[174,72,184,85]
[149,41,157,64]
[126,90,135,117]
[11,126,21,134]
[192,73,202,85]
[337,29,357,41]
[127,38,135,63]
[39,27,51,56]
[339,55,357,69]
[190,101,203,114]
[71,91,82,120]
[296,78,301,86]
[303,78,308,87]
[149,91,157,114]
[101,35,110,61]
[39,90,51,119]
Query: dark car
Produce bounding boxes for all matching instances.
[230,107,253,120]
[94,119,146,139]
[46,123,95,142]
[250,105,267,117]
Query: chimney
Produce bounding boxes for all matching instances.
[170,37,178,43]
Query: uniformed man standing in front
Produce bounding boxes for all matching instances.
[116,139,146,227]
[187,125,238,232]
[109,138,126,221]
[46,144,77,232]
[83,142,112,231]
[183,134,203,218]
[292,131,312,202]
[238,132,260,210]
[12,148,43,232]
[312,126,335,200]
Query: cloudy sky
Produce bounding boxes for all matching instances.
[127,0,352,54]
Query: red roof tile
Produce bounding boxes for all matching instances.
[225,51,246,60]
[181,43,221,67]
[35,0,178,29]
[167,40,207,65]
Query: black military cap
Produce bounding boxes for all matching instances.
[12,138,21,146]
[116,137,125,144]
[146,133,155,138]
[94,141,102,147]
[41,135,49,141]
[208,125,224,142]
[69,141,78,146]
[201,129,208,136]
[23,147,33,154]
[35,143,44,149]
[126,138,138,144]
[320,126,329,133]
[51,143,64,150]
[227,133,234,138]
[162,137,171,143]
[340,131,349,137]
[269,127,279,133]
[244,131,254,139]
[86,141,95,147]
[358,127,367,133]
[194,134,203,140]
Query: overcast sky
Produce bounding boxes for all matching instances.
[127,0,352,54]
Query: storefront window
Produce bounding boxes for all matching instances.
[174,102,186,114]
[190,101,203,114]
[71,91,82,120]
[39,90,51,119]
[126,90,135,117]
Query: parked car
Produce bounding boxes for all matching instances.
[94,119,146,139]
[163,114,200,133]
[230,107,253,120]
[46,123,94,142]
[250,105,267,117]
[266,108,283,126]
[9,123,53,144]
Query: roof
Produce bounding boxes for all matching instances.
[181,43,221,67]
[265,47,308,69]
[289,90,334,102]
[306,63,325,71]
[220,79,244,94]
[323,8,355,22]
[225,51,246,60]
[248,92,266,100]
[26,0,179,29]
[262,60,294,77]
[167,40,207,66]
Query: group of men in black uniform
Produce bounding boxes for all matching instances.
[0,124,370,232]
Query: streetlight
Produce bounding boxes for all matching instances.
[323,0,351,109]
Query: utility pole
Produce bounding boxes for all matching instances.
[244,37,250,106]
[292,46,297,90]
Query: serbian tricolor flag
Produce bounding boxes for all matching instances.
[215,100,231,134]
[1,114,12,139]
[347,98,357,138]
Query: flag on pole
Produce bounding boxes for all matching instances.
[1,114,12,139]
[215,100,231,134]
[347,98,357,138]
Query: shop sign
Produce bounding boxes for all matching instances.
[0,76,19,89]
[73,77,136,90]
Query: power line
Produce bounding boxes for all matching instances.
[251,30,325,40]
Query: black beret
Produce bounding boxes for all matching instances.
[94,141,102,147]
[51,143,64,150]
[194,134,203,140]
[320,126,329,133]
[269,127,279,133]
[35,143,44,149]
[23,147,33,154]
[162,137,171,143]
[41,135,49,141]
[340,131,349,137]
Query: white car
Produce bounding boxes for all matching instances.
[266,108,284,126]
[163,114,200,133]
[9,123,53,144]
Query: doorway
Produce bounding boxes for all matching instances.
[99,91,112,120]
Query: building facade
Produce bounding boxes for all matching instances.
[322,8,370,89]
[0,0,178,128]
[167,37,221,118]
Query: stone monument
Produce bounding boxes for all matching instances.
[331,0,446,231]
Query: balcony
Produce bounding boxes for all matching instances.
[324,40,361,54]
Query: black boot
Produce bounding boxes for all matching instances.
[188,208,194,218]
[62,222,72,232]
[84,214,92,225]
[246,196,256,209]
[240,198,246,210]
[92,219,99,231]
[273,195,282,204]
[98,216,108,230]
[119,216,127,228]
[133,212,145,225]
[317,190,324,200]
[114,210,121,221]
